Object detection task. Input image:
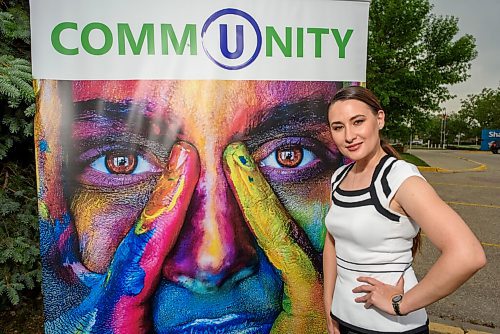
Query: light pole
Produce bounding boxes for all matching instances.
[443,113,447,149]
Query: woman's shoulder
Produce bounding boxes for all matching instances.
[382,158,426,194]
[389,159,421,176]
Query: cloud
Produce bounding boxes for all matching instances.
[430,0,500,112]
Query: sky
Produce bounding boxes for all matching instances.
[429,0,500,113]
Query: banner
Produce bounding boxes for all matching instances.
[481,129,500,150]
[31,0,369,333]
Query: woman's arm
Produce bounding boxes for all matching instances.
[392,176,487,315]
[323,232,339,333]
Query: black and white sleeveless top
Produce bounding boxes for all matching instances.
[325,155,428,333]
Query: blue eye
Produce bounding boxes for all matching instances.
[259,145,316,169]
[90,152,156,175]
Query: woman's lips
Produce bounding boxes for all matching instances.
[346,142,362,151]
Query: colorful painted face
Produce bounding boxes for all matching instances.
[327,99,384,162]
[41,80,343,332]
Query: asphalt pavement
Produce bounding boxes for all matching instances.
[407,149,500,334]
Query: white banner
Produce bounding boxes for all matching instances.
[30,0,369,81]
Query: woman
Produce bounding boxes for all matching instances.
[323,86,486,334]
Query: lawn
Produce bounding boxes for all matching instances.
[400,152,429,167]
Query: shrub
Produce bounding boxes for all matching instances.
[0,162,41,307]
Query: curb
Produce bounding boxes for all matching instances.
[417,155,487,173]
[430,322,496,334]
[429,317,498,334]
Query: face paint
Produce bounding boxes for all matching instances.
[38,79,346,333]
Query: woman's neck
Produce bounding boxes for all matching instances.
[353,147,387,173]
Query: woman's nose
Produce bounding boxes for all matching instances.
[344,125,356,143]
[161,169,258,293]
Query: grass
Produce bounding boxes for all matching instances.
[400,152,430,167]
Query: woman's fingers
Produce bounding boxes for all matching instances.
[352,284,375,293]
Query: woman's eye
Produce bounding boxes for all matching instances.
[353,119,364,125]
[260,145,314,169]
[90,152,158,175]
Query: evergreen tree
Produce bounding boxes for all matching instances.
[0,0,40,307]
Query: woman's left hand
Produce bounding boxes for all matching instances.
[352,275,405,315]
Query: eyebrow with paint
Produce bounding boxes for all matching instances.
[71,99,179,141]
[244,98,330,149]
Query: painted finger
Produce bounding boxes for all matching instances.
[223,142,322,312]
[35,81,87,280]
[106,141,199,302]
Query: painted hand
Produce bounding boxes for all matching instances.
[223,142,325,334]
[40,142,200,333]
[352,275,405,315]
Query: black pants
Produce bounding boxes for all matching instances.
[338,322,429,334]
[331,313,430,334]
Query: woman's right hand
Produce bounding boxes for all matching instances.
[326,315,340,334]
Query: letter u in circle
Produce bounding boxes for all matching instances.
[219,24,244,59]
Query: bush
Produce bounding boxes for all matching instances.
[0,162,41,308]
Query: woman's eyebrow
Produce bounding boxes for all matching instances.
[329,114,366,125]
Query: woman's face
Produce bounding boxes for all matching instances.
[327,99,384,162]
[64,80,342,331]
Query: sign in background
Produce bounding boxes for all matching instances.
[31,0,369,333]
[481,129,500,150]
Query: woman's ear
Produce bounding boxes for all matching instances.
[377,110,385,129]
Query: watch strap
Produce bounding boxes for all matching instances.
[392,294,406,316]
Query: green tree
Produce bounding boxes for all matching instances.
[418,114,441,144]
[0,0,40,307]
[458,86,500,133]
[367,0,477,142]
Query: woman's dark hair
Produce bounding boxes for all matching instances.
[329,86,420,255]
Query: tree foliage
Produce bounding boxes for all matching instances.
[0,163,40,306]
[0,0,34,161]
[0,0,39,308]
[367,0,477,142]
[458,86,500,132]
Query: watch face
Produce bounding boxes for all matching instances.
[392,295,403,303]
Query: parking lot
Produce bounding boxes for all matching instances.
[409,149,500,333]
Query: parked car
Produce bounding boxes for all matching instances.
[490,141,499,154]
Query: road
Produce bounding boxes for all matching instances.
[409,149,500,333]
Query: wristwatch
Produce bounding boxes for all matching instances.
[391,294,406,316]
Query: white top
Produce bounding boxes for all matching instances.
[325,155,428,333]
